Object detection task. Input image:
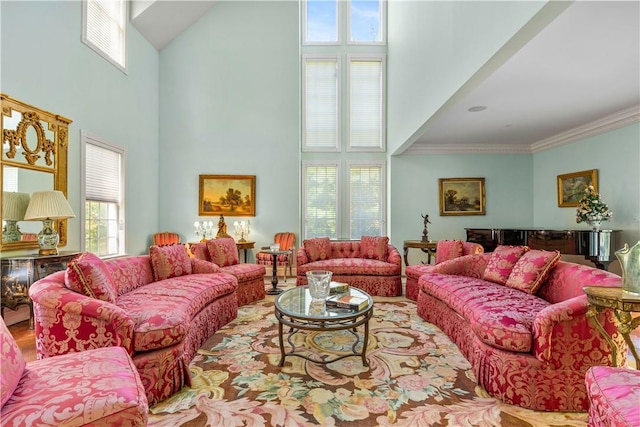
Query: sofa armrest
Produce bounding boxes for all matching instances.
[532,295,623,369]
[431,253,489,278]
[191,258,221,274]
[297,246,309,267]
[29,274,135,357]
[386,245,402,266]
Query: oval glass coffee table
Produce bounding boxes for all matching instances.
[274,286,373,367]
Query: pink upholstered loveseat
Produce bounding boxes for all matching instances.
[296,237,402,296]
[189,238,266,306]
[405,240,484,301]
[1,317,148,425]
[417,249,625,412]
[29,249,239,406]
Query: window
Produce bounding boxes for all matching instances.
[348,0,385,43]
[303,56,340,151]
[348,56,385,151]
[82,131,125,257]
[303,161,385,239]
[82,0,127,72]
[304,0,339,44]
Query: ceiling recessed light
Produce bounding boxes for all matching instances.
[468,106,487,112]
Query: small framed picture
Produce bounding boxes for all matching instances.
[557,169,598,207]
[199,175,256,216]
[438,177,486,216]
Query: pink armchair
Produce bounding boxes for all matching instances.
[1,317,148,426]
[405,240,484,300]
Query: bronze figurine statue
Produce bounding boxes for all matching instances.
[421,213,430,242]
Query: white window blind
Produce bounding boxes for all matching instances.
[304,163,339,239]
[349,58,384,150]
[3,167,18,192]
[304,58,340,151]
[86,143,121,203]
[83,0,126,70]
[349,163,384,238]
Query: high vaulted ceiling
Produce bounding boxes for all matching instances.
[131,1,640,155]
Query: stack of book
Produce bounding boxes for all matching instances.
[329,281,350,295]
[326,294,368,311]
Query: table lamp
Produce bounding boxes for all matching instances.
[2,192,30,242]
[24,190,75,255]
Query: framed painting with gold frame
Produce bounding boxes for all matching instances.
[198,174,255,216]
[557,169,597,207]
[438,177,486,216]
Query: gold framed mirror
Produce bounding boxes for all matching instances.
[1,94,72,252]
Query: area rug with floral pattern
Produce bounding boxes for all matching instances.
[148,296,587,427]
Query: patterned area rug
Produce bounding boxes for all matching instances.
[148,295,588,426]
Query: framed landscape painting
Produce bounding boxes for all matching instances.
[439,177,486,216]
[199,174,256,216]
[557,169,597,207]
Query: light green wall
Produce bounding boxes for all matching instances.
[533,124,640,246]
[386,0,547,153]
[1,0,160,256]
[158,1,300,254]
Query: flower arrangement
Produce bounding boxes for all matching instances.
[576,185,612,226]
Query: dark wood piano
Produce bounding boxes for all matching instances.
[465,228,621,270]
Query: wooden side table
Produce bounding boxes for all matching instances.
[403,240,437,266]
[235,241,255,263]
[583,286,640,369]
[1,252,81,328]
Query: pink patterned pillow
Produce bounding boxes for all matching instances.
[0,318,25,406]
[304,237,332,262]
[506,250,561,294]
[191,258,221,274]
[435,240,463,264]
[206,237,239,267]
[149,244,193,281]
[360,236,389,260]
[65,252,117,303]
[483,245,529,285]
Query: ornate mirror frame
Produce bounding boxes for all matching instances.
[1,94,72,252]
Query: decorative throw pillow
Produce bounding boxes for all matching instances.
[435,240,464,264]
[65,252,117,303]
[206,237,239,267]
[149,244,193,281]
[483,245,529,285]
[304,237,332,262]
[0,318,26,407]
[191,258,221,274]
[360,236,389,260]
[506,250,561,294]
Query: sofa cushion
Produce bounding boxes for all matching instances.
[0,318,25,407]
[435,240,463,264]
[586,366,640,427]
[191,258,221,274]
[506,250,561,294]
[304,237,332,262]
[298,258,399,277]
[207,237,239,267]
[360,236,389,261]
[483,245,529,285]
[149,244,192,281]
[419,273,550,352]
[116,274,237,352]
[219,263,266,282]
[65,252,117,303]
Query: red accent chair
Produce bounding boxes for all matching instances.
[153,231,181,246]
[256,232,296,282]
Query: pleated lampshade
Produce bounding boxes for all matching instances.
[2,192,31,221]
[24,190,76,220]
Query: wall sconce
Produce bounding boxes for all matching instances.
[233,220,250,243]
[23,190,75,255]
[194,220,214,242]
[2,191,30,242]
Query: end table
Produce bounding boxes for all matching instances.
[259,249,290,295]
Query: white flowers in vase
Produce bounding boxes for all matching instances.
[575,185,612,228]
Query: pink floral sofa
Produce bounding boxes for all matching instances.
[29,247,239,406]
[189,237,266,305]
[416,247,626,412]
[1,316,148,425]
[586,366,640,426]
[296,237,402,296]
[405,240,484,301]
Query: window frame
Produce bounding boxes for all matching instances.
[302,160,341,239]
[81,0,127,73]
[302,54,342,152]
[81,130,126,257]
[347,0,387,45]
[347,160,386,238]
[347,54,386,152]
